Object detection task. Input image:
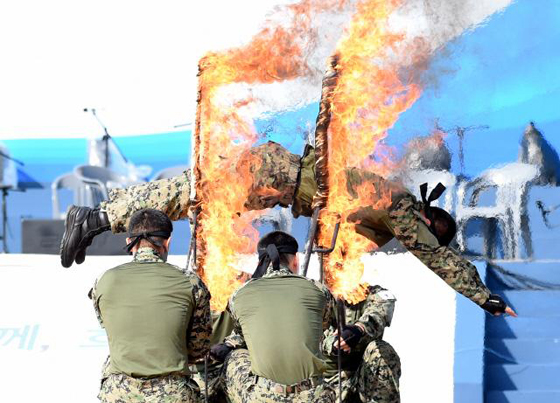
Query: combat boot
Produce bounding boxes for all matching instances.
[60,205,110,268]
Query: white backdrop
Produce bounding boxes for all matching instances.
[0,252,456,402]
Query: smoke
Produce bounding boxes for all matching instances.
[222,0,513,119]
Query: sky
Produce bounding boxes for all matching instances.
[0,0,294,138]
[0,0,513,140]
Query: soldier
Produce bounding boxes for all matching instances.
[62,141,515,317]
[190,271,250,403]
[323,284,400,403]
[90,208,212,402]
[210,231,337,403]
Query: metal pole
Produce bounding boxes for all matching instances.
[204,354,209,403]
[336,299,346,403]
[1,188,8,253]
[301,207,320,276]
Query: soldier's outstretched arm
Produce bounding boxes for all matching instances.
[100,170,192,234]
[388,196,515,315]
[186,275,213,362]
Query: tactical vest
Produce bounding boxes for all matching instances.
[96,261,196,378]
[233,274,327,385]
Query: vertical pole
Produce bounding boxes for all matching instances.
[1,189,7,253]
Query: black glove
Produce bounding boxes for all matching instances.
[481,294,507,315]
[210,343,233,363]
[333,325,364,353]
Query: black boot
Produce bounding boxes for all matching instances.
[60,206,110,268]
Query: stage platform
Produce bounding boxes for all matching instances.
[0,252,461,402]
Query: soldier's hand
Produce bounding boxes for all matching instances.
[209,343,233,363]
[333,325,364,354]
[481,294,518,317]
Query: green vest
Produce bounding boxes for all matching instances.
[233,274,327,385]
[96,261,196,378]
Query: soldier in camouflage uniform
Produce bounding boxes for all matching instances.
[190,272,249,403]
[62,141,514,316]
[210,231,337,403]
[322,285,400,403]
[90,209,212,403]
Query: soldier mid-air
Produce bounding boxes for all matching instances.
[62,140,516,318]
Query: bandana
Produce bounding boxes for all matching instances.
[252,243,298,279]
[124,230,171,254]
[419,182,446,220]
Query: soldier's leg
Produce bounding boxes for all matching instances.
[293,382,336,403]
[192,365,227,403]
[324,372,357,403]
[61,171,191,267]
[223,349,258,403]
[355,340,401,403]
[101,170,192,233]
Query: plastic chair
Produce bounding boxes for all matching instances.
[74,165,145,206]
[51,172,89,218]
[455,163,538,260]
[152,165,189,181]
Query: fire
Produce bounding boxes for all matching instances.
[195,0,349,311]
[318,0,422,303]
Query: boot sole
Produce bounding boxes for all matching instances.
[60,205,80,268]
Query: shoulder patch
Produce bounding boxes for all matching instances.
[377,290,396,301]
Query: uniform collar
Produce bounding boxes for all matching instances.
[133,247,165,263]
[264,264,295,277]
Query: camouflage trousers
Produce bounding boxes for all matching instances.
[99,373,202,403]
[224,349,336,403]
[100,171,192,233]
[325,341,401,403]
[191,364,228,403]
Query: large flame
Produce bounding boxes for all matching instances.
[319,0,422,303]
[195,0,349,311]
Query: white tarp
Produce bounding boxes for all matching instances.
[0,252,456,402]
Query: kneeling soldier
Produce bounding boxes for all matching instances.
[323,285,400,403]
[90,208,212,402]
[211,231,337,403]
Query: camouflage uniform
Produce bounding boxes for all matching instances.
[190,311,235,403]
[91,247,212,403]
[223,266,336,403]
[322,286,400,403]
[98,142,490,306]
[99,141,299,233]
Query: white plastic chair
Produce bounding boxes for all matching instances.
[455,163,538,260]
[74,165,145,206]
[253,208,293,233]
[152,165,189,181]
[51,172,89,218]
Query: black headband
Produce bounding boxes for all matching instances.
[419,182,446,220]
[252,243,298,279]
[125,230,171,254]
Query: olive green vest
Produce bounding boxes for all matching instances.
[233,275,327,385]
[96,261,196,378]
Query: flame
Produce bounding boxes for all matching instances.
[318,0,422,303]
[195,0,349,311]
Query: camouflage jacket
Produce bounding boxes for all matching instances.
[388,195,491,305]
[322,285,396,374]
[224,265,336,349]
[292,145,491,307]
[90,247,212,363]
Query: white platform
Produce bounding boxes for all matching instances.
[0,252,457,402]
